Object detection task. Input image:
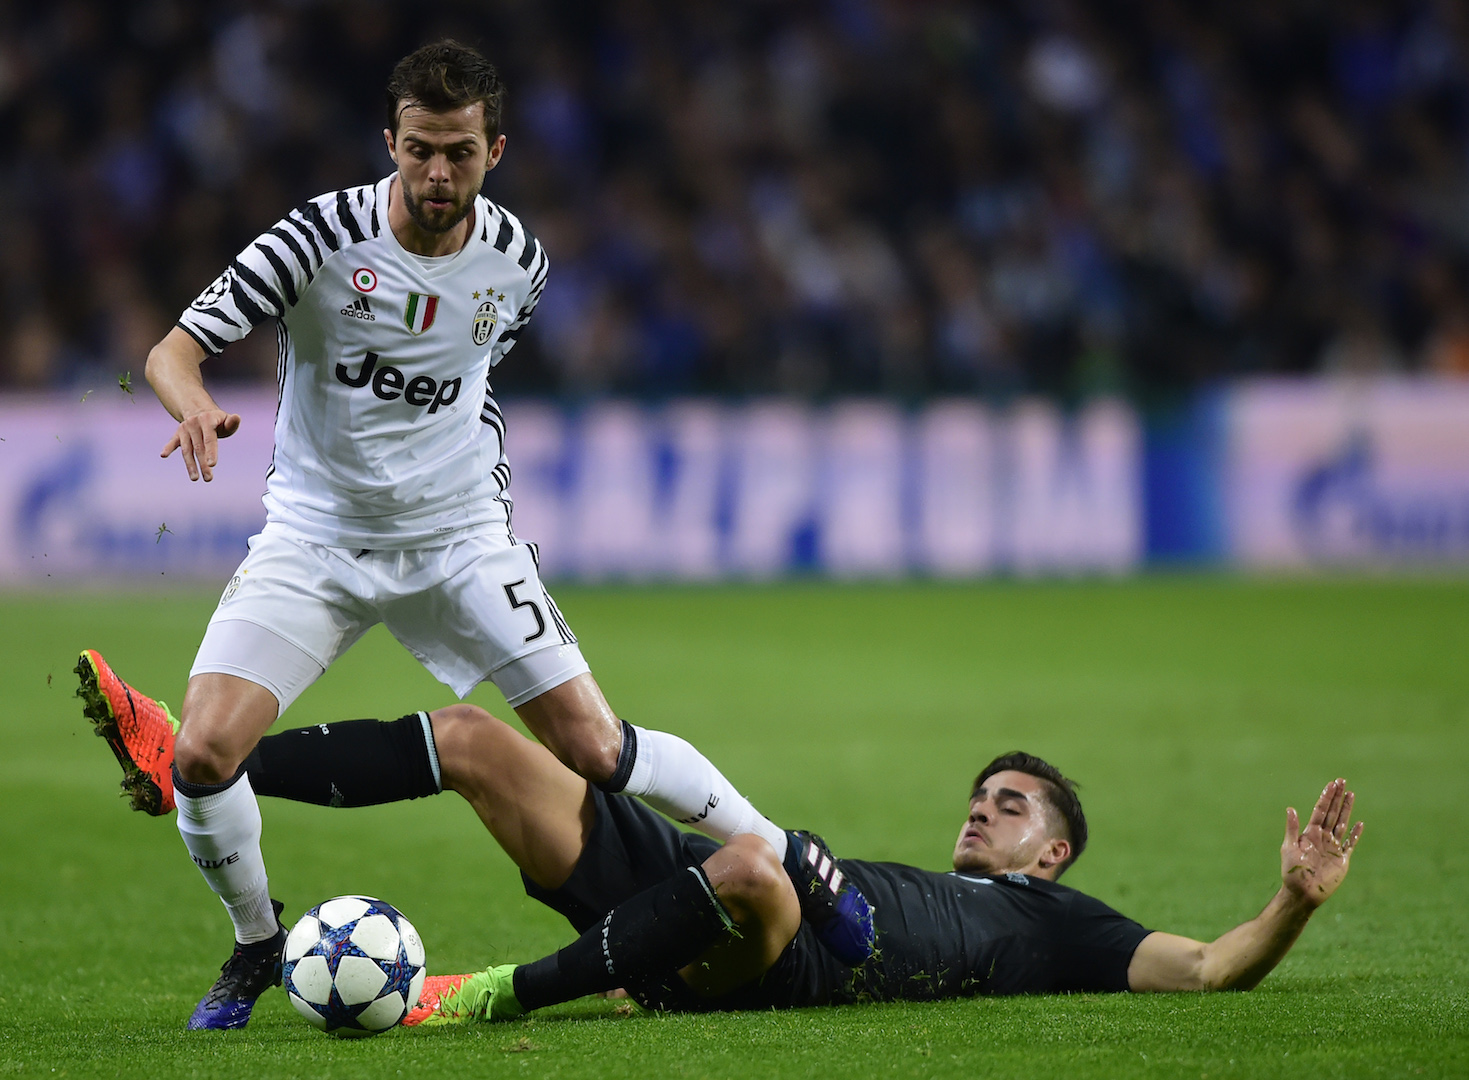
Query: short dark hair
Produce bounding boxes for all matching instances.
[972,751,1088,875]
[385,40,505,142]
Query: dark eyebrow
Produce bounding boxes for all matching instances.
[972,785,1031,804]
[401,135,480,150]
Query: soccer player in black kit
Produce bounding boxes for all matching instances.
[88,690,1363,1020]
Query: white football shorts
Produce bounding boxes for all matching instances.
[191,522,588,714]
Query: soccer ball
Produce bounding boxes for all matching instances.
[282,895,426,1037]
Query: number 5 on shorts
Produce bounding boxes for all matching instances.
[503,579,547,643]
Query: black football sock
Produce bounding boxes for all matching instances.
[241,713,441,807]
[512,864,734,1011]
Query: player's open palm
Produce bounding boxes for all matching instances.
[1281,778,1362,908]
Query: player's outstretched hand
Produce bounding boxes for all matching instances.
[1281,778,1362,909]
[161,409,241,482]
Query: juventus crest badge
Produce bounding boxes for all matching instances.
[472,300,498,346]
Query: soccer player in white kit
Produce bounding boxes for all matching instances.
[116,41,870,1029]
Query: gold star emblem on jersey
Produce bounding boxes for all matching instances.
[472,291,481,300]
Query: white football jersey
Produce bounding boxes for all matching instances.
[176,175,546,549]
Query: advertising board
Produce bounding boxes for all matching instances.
[0,394,1141,583]
[1224,379,1469,566]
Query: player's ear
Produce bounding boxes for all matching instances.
[1039,837,1071,873]
[384,128,398,164]
[486,133,506,172]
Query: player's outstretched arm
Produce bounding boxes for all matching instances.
[1128,778,1363,992]
[147,326,241,482]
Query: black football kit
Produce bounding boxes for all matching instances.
[525,788,1152,1011]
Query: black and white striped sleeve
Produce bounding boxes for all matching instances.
[486,204,550,366]
[176,185,378,355]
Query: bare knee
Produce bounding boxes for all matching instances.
[706,834,797,927]
[429,703,516,794]
[513,675,623,783]
[175,674,278,785]
[517,714,620,783]
[554,725,620,784]
[428,702,496,751]
[174,726,245,785]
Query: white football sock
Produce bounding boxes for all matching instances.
[175,773,278,945]
[622,725,788,860]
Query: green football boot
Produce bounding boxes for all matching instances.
[406,965,524,1026]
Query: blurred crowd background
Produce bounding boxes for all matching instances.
[3,0,1469,400]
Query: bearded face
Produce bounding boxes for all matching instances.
[387,100,500,243]
[399,165,483,234]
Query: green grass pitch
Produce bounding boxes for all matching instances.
[1,578,1465,1078]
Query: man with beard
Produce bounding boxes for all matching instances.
[102,39,870,1031]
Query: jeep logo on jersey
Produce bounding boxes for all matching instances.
[352,267,378,292]
[471,300,498,346]
[334,352,461,413]
[404,292,439,334]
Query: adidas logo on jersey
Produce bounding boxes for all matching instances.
[340,297,376,321]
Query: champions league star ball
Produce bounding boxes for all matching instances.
[283,896,427,1037]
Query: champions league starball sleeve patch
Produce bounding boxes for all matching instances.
[191,269,234,309]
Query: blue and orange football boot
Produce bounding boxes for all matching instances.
[75,649,179,815]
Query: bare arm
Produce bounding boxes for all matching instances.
[1127,893,1314,992]
[146,326,241,482]
[1128,778,1363,992]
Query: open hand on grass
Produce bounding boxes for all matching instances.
[1281,778,1362,909]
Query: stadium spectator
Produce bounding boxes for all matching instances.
[3,0,1468,396]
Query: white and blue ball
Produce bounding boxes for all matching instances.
[283,896,426,1037]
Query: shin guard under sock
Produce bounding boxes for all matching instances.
[173,766,278,944]
[242,713,441,807]
[512,864,733,1011]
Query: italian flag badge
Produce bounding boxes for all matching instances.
[404,292,439,334]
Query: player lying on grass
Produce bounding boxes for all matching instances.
[80,663,1364,1020]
